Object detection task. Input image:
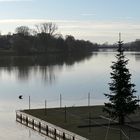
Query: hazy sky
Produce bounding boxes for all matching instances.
[0,0,140,43]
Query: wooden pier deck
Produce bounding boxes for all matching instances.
[16,110,88,140]
[16,106,140,140]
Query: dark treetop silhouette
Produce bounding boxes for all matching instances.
[0,22,140,54]
[0,22,98,55]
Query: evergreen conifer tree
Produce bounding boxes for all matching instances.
[104,34,138,125]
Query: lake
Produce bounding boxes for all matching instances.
[0,51,140,140]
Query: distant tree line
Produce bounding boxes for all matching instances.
[0,22,98,55]
[99,40,140,51]
[0,22,140,55]
[124,39,140,51]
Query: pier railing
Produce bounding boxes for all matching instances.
[16,110,88,140]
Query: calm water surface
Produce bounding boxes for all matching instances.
[0,51,140,139]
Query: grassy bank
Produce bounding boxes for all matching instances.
[23,106,140,140]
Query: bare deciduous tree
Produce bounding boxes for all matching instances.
[35,22,58,35]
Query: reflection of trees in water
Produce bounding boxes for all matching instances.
[134,53,140,61]
[40,66,58,84]
[127,52,140,61]
[0,53,93,83]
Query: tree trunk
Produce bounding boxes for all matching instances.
[119,115,125,125]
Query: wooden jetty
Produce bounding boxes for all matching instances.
[16,110,88,140]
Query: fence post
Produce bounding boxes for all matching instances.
[29,96,31,110]
[54,129,57,140]
[39,122,41,132]
[20,114,22,123]
[45,100,47,115]
[26,116,28,126]
[60,94,62,108]
[32,119,34,129]
[63,132,65,140]
[46,125,48,136]
[65,106,67,123]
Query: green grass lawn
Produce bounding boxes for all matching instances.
[23,106,140,140]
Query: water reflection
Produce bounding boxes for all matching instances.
[0,51,139,140]
[133,52,140,61]
[0,53,93,83]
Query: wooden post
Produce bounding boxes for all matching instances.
[88,92,91,133]
[65,106,67,123]
[46,125,48,136]
[32,119,34,129]
[138,96,140,107]
[45,100,47,116]
[20,114,22,123]
[88,112,91,133]
[29,96,31,110]
[54,129,56,140]
[26,116,28,126]
[39,122,41,132]
[63,132,65,140]
[60,94,62,108]
[88,92,90,107]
